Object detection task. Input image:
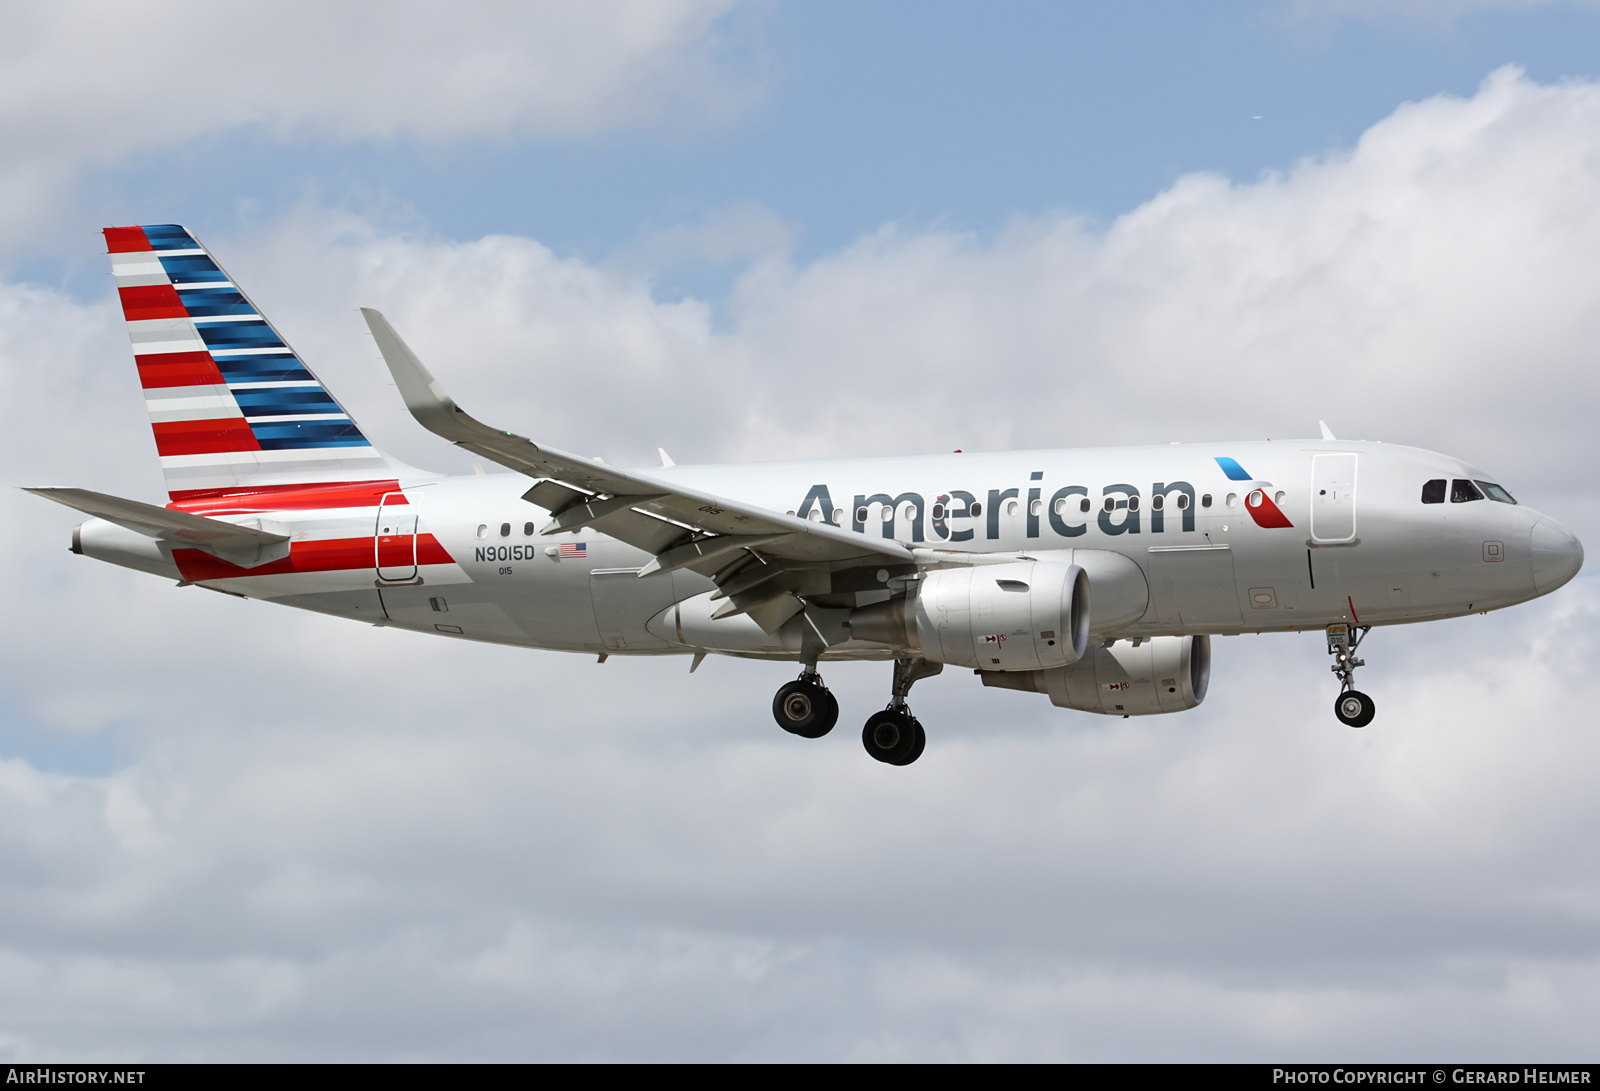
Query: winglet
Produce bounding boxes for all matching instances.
[1318,420,1337,441]
[362,308,473,442]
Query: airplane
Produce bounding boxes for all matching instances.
[27,224,1586,766]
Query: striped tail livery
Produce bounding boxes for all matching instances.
[105,223,404,501]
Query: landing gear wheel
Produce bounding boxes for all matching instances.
[862,709,925,765]
[1334,690,1376,728]
[904,721,926,765]
[773,679,838,738]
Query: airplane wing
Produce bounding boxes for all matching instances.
[25,487,291,568]
[361,309,915,632]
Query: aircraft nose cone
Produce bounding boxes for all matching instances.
[1532,518,1584,593]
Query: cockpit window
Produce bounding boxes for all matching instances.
[1421,479,1446,504]
[1451,479,1485,503]
[1476,481,1517,504]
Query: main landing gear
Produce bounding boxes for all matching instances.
[772,669,838,739]
[1326,623,1376,728]
[862,657,942,766]
[768,655,942,765]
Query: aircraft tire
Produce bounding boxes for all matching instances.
[1334,690,1376,728]
[774,680,837,738]
[900,721,927,765]
[862,709,922,765]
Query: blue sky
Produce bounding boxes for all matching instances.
[3,0,1600,1063]
[39,0,1600,282]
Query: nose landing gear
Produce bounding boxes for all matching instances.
[862,657,941,765]
[1327,623,1375,728]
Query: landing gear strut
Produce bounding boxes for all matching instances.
[862,657,941,765]
[1326,623,1375,728]
[772,668,838,738]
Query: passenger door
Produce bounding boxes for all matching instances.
[1310,454,1358,544]
[375,492,418,582]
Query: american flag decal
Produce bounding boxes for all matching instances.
[558,542,587,559]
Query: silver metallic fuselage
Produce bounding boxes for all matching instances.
[74,440,1584,662]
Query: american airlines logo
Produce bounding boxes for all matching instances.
[795,457,1294,541]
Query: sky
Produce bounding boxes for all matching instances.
[2,0,1600,1062]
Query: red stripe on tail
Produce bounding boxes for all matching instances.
[136,351,225,389]
[118,284,185,321]
[151,418,261,457]
[104,226,152,253]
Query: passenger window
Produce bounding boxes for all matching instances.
[523,521,535,535]
[1421,479,1446,504]
[500,522,512,536]
[1450,480,1484,503]
[1476,481,1517,504]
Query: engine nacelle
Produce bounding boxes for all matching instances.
[849,560,1090,671]
[981,635,1210,715]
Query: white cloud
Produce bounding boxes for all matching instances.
[0,0,764,248]
[200,69,1600,524]
[2,68,1599,1058]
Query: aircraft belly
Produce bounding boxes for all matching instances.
[590,567,681,651]
[1144,546,1243,631]
[488,564,606,649]
[273,588,390,625]
[1228,538,1309,627]
[648,592,898,659]
[377,582,538,645]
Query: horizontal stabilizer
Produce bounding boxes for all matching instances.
[25,487,290,568]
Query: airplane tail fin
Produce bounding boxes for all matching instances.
[105,224,407,502]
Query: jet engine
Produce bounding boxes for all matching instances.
[848,559,1090,670]
[981,635,1210,715]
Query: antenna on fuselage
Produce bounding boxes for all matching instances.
[1318,420,1337,441]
